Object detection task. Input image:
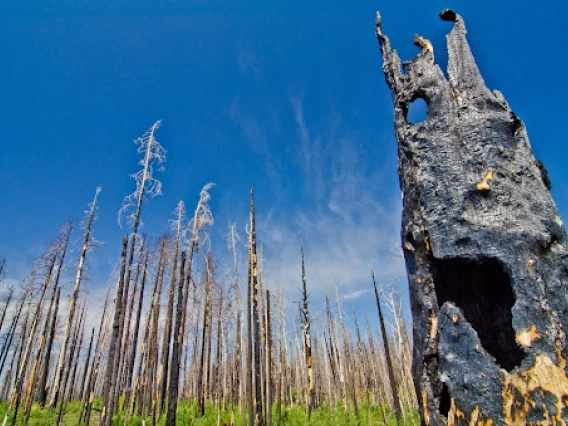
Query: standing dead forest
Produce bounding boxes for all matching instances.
[4,3,566,425]
[0,119,417,426]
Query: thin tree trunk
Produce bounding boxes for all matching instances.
[51,190,99,408]
[165,251,186,426]
[22,282,58,423]
[123,250,149,417]
[372,272,402,422]
[246,231,253,426]
[265,290,273,426]
[197,254,213,416]
[250,189,264,426]
[99,236,128,426]
[299,240,315,417]
[38,284,60,408]
[158,204,183,417]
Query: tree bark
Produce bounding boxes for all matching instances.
[376,9,568,424]
[165,251,186,426]
[371,272,401,422]
[38,285,60,408]
[299,241,315,418]
[51,189,99,408]
[99,236,128,426]
[250,189,264,426]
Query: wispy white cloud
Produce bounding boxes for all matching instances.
[343,289,373,300]
[256,97,406,303]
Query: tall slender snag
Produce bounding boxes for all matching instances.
[99,236,128,426]
[50,189,100,408]
[250,189,264,426]
[165,251,186,426]
[372,271,402,422]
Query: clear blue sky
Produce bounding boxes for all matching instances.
[2,0,567,326]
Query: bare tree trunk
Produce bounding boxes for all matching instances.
[99,236,128,426]
[38,285,61,408]
[158,202,184,418]
[3,223,72,426]
[250,189,264,426]
[78,328,95,402]
[56,300,86,426]
[119,236,146,404]
[246,230,253,426]
[0,292,27,392]
[371,272,402,422]
[51,190,99,408]
[80,284,111,425]
[22,282,58,423]
[123,249,149,417]
[265,290,273,426]
[197,254,213,416]
[299,241,315,417]
[165,251,186,426]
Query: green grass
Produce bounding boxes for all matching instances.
[0,400,419,425]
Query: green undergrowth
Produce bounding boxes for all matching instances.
[0,399,419,425]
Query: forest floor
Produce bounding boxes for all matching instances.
[0,400,419,425]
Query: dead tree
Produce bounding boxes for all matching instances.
[196,254,213,416]
[50,188,100,409]
[99,236,128,426]
[37,285,60,408]
[165,251,186,426]
[246,222,254,426]
[299,241,315,418]
[371,272,401,422]
[265,290,273,426]
[158,201,186,417]
[376,9,568,424]
[250,189,264,426]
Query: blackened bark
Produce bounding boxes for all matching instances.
[124,250,148,413]
[165,251,186,426]
[372,272,401,422]
[159,238,179,418]
[250,189,264,426]
[79,328,95,403]
[246,229,254,426]
[376,9,568,424]
[196,254,213,416]
[265,290,273,426]
[99,236,128,426]
[299,241,315,418]
[38,285,60,407]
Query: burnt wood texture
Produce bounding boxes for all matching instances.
[376,9,568,425]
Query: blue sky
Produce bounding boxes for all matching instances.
[2,0,568,329]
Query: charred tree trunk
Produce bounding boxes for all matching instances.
[265,290,273,426]
[158,205,183,417]
[165,251,186,426]
[376,9,568,424]
[51,189,99,408]
[196,254,213,417]
[299,241,315,418]
[124,250,149,415]
[250,189,264,426]
[22,281,59,423]
[371,272,401,422]
[99,236,128,426]
[246,228,254,426]
[38,285,60,407]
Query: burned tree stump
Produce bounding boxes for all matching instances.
[376,10,568,425]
